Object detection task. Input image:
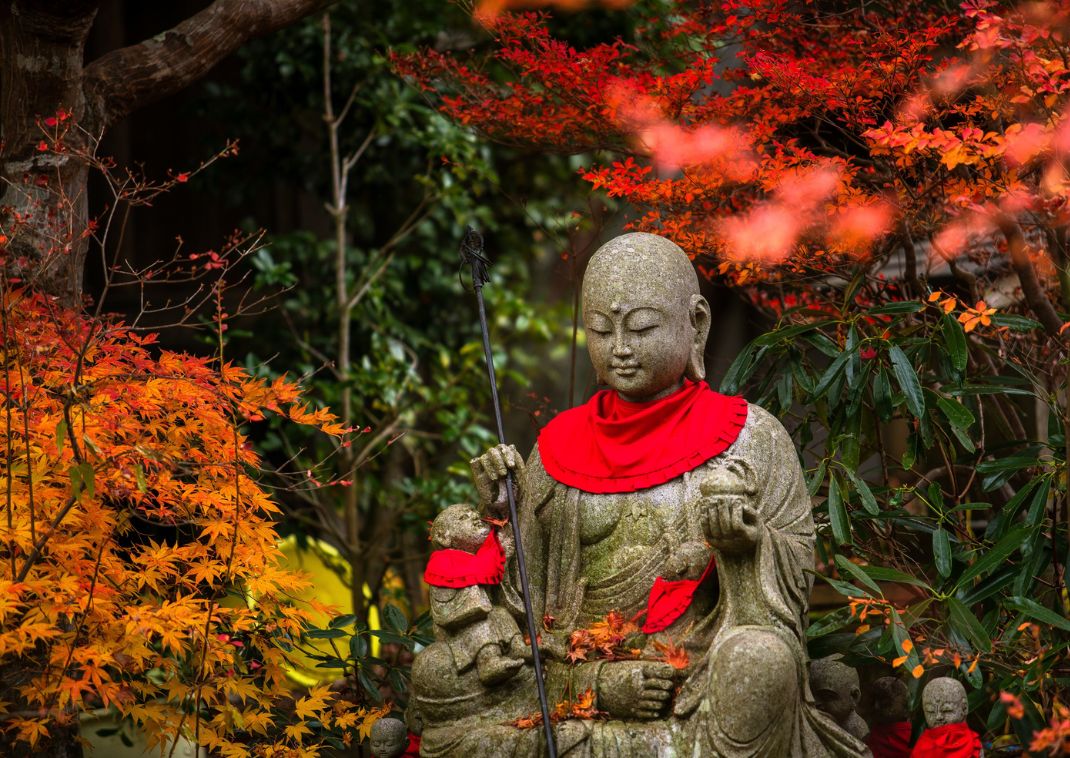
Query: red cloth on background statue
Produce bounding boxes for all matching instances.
[403,733,421,757]
[537,380,749,494]
[423,531,505,588]
[910,722,981,758]
[868,721,913,758]
[641,555,717,634]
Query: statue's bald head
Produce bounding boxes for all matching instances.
[580,233,710,401]
[582,233,700,313]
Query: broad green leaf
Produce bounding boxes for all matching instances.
[850,563,931,591]
[956,525,1033,589]
[889,345,925,419]
[842,467,879,515]
[828,474,851,545]
[305,628,347,640]
[933,528,952,578]
[720,343,762,394]
[940,315,968,372]
[1006,596,1070,632]
[1024,478,1051,525]
[834,555,882,596]
[383,603,408,633]
[329,614,358,629]
[945,597,991,652]
[814,352,851,399]
[357,669,383,702]
[350,633,369,659]
[991,314,1042,331]
[872,368,893,421]
[866,301,924,315]
[134,464,147,493]
[936,396,975,430]
[818,574,869,598]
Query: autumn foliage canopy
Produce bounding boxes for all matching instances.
[398,0,1070,750]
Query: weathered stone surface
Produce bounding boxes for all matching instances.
[810,655,869,741]
[409,233,869,756]
[370,718,409,758]
[868,676,909,725]
[922,677,969,728]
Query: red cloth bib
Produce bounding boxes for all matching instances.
[641,555,717,634]
[537,380,748,494]
[910,722,981,758]
[423,531,505,588]
[869,721,913,758]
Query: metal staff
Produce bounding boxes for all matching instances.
[460,226,556,757]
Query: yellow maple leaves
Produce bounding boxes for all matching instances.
[927,291,998,332]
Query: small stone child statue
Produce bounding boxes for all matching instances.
[911,677,982,757]
[867,676,912,758]
[422,504,530,686]
[369,717,411,758]
[809,655,869,741]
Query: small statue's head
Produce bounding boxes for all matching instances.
[922,676,968,727]
[369,717,408,758]
[870,676,909,723]
[582,232,710,402]
[809,655,861,721]
[430,504,491,553]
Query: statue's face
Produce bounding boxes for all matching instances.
[435,505,491,553]
[922,679,967,727]
[581,233,707,403]
[583,292,695,403]
[369,720,406,758]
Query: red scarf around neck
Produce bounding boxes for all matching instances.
[869,721,913,758]
[910,722,981,758]
[537,380,748,494]
[423,531,505,588]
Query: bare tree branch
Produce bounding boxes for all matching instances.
[82,0,337,129]
[996,215,1065,338]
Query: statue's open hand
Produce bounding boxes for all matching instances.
[470,443,524,513]
[663,540,712,580]
[597,661,676,720]
[704,499,760,555]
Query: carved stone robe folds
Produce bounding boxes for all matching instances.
[499,404,868,757]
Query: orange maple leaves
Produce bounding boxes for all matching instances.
[0,290,356,754]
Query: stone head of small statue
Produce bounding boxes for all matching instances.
[870,676,909,723]
[582,232,711,402]
[922,676,968,727]
[369,716,408,758]
[430,504,491,553]
[809,655,861,722]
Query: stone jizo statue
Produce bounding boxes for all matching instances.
[809,655,869,741]
[866,676,911,758]
[911,677,981,757]
[409,232,869,756]
[370,717,410,758]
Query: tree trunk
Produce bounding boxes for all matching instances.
[0,0,336,304]
[0,1,98,303]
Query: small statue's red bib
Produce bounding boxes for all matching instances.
[868,721,913,758]
[423,530,505,588]
[910,722,981,758]
[537,380,748,493]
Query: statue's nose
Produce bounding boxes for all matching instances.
[612,333,633,356]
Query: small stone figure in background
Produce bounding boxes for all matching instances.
[370,717,417,758]
[421,504,530,687]
[810,655,869,742]
[911,677,982,757]
[867,676,912,758]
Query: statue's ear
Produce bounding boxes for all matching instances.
[686,294,711,382]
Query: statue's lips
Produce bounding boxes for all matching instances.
[611,364,639,376]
